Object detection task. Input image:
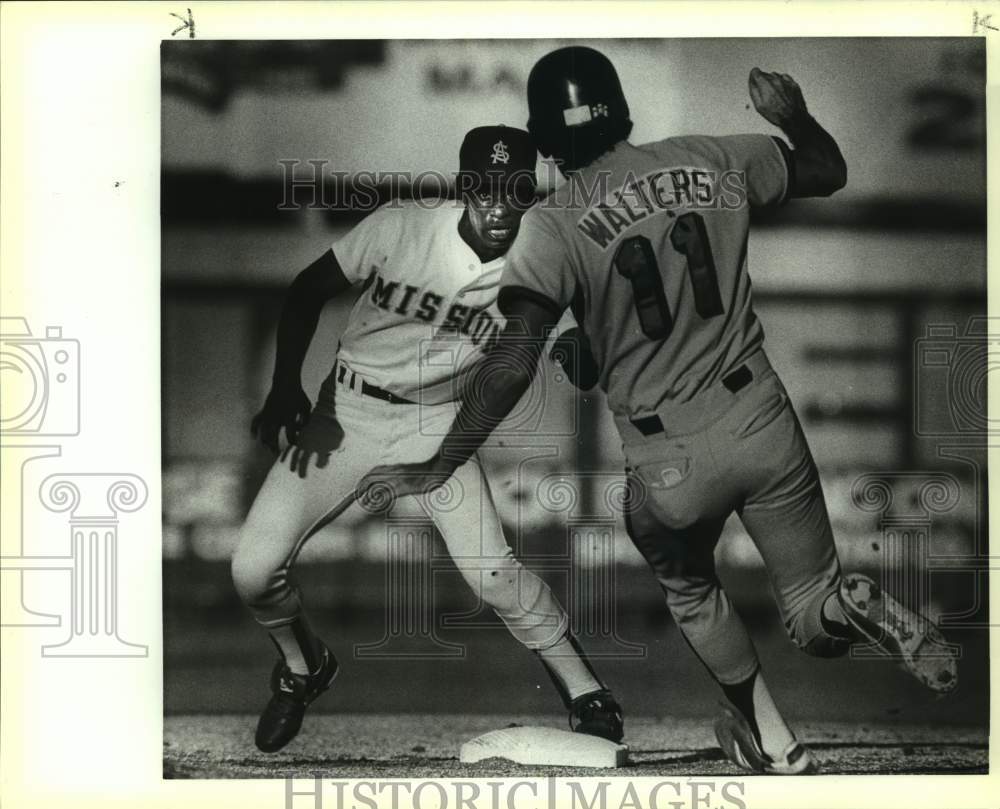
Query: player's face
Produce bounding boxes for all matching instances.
[464,191,530,252]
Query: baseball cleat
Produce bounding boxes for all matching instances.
[838,573,958,694]
[714,706,818,775]
[255,643,339,752]
[569,689,624,743]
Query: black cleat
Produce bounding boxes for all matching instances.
[254,644,338,752]
[569,689,624,743]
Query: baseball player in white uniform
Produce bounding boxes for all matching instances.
[360,49,959,774]
[232,125,624,753]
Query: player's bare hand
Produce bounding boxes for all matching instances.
[280,412,345,479]
[356,456,458,513]
[250,384,313,455]
[748,67,808,128]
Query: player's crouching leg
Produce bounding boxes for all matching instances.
[231,541,295,619]
[469,554,568,645]
[231,522,340,752]
[457,553,624,742]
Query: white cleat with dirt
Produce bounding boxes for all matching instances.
[838,573,958,694]
[713,706,819,775]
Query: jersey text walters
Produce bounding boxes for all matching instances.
[575,167,748,251]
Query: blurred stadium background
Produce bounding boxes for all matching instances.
[162,39,987,730]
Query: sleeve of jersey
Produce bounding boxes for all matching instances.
[331,205,401,284]
[497,212,574,319]
[709,134,791,208]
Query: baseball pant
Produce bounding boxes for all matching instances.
[231,362,569,652]
[617,350,847,686]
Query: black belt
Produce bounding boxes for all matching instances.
[630,363,754,437]
[336,363,415,405]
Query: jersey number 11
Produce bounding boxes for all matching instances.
[614,212,724,341]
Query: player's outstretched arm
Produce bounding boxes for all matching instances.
[748,67,847,198]
[442,295,556,463]
[251,250,353,453]
[357,294,559,507]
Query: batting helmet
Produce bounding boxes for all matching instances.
[526,46,632,166]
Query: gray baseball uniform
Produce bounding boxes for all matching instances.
[500,134,846,684]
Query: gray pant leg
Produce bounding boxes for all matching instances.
[723,377,847,657]
[624,473,760,685]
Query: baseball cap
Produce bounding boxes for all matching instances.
[457,125,538,203]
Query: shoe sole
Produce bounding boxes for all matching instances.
[839,573,958,694]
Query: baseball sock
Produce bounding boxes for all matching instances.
[537,634,604,705]
[721,669,795,761]
[267,615,321,676]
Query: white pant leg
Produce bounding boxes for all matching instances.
[402,404,570,651]
[231,383,388,625]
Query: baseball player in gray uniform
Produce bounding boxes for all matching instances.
[360,48,959,774]
[234,125,623,753]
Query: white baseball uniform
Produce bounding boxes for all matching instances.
[232,200,569,653]
[334,202,505,405]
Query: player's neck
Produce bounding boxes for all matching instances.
[558,140,626,174]
[458,210,505,264]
